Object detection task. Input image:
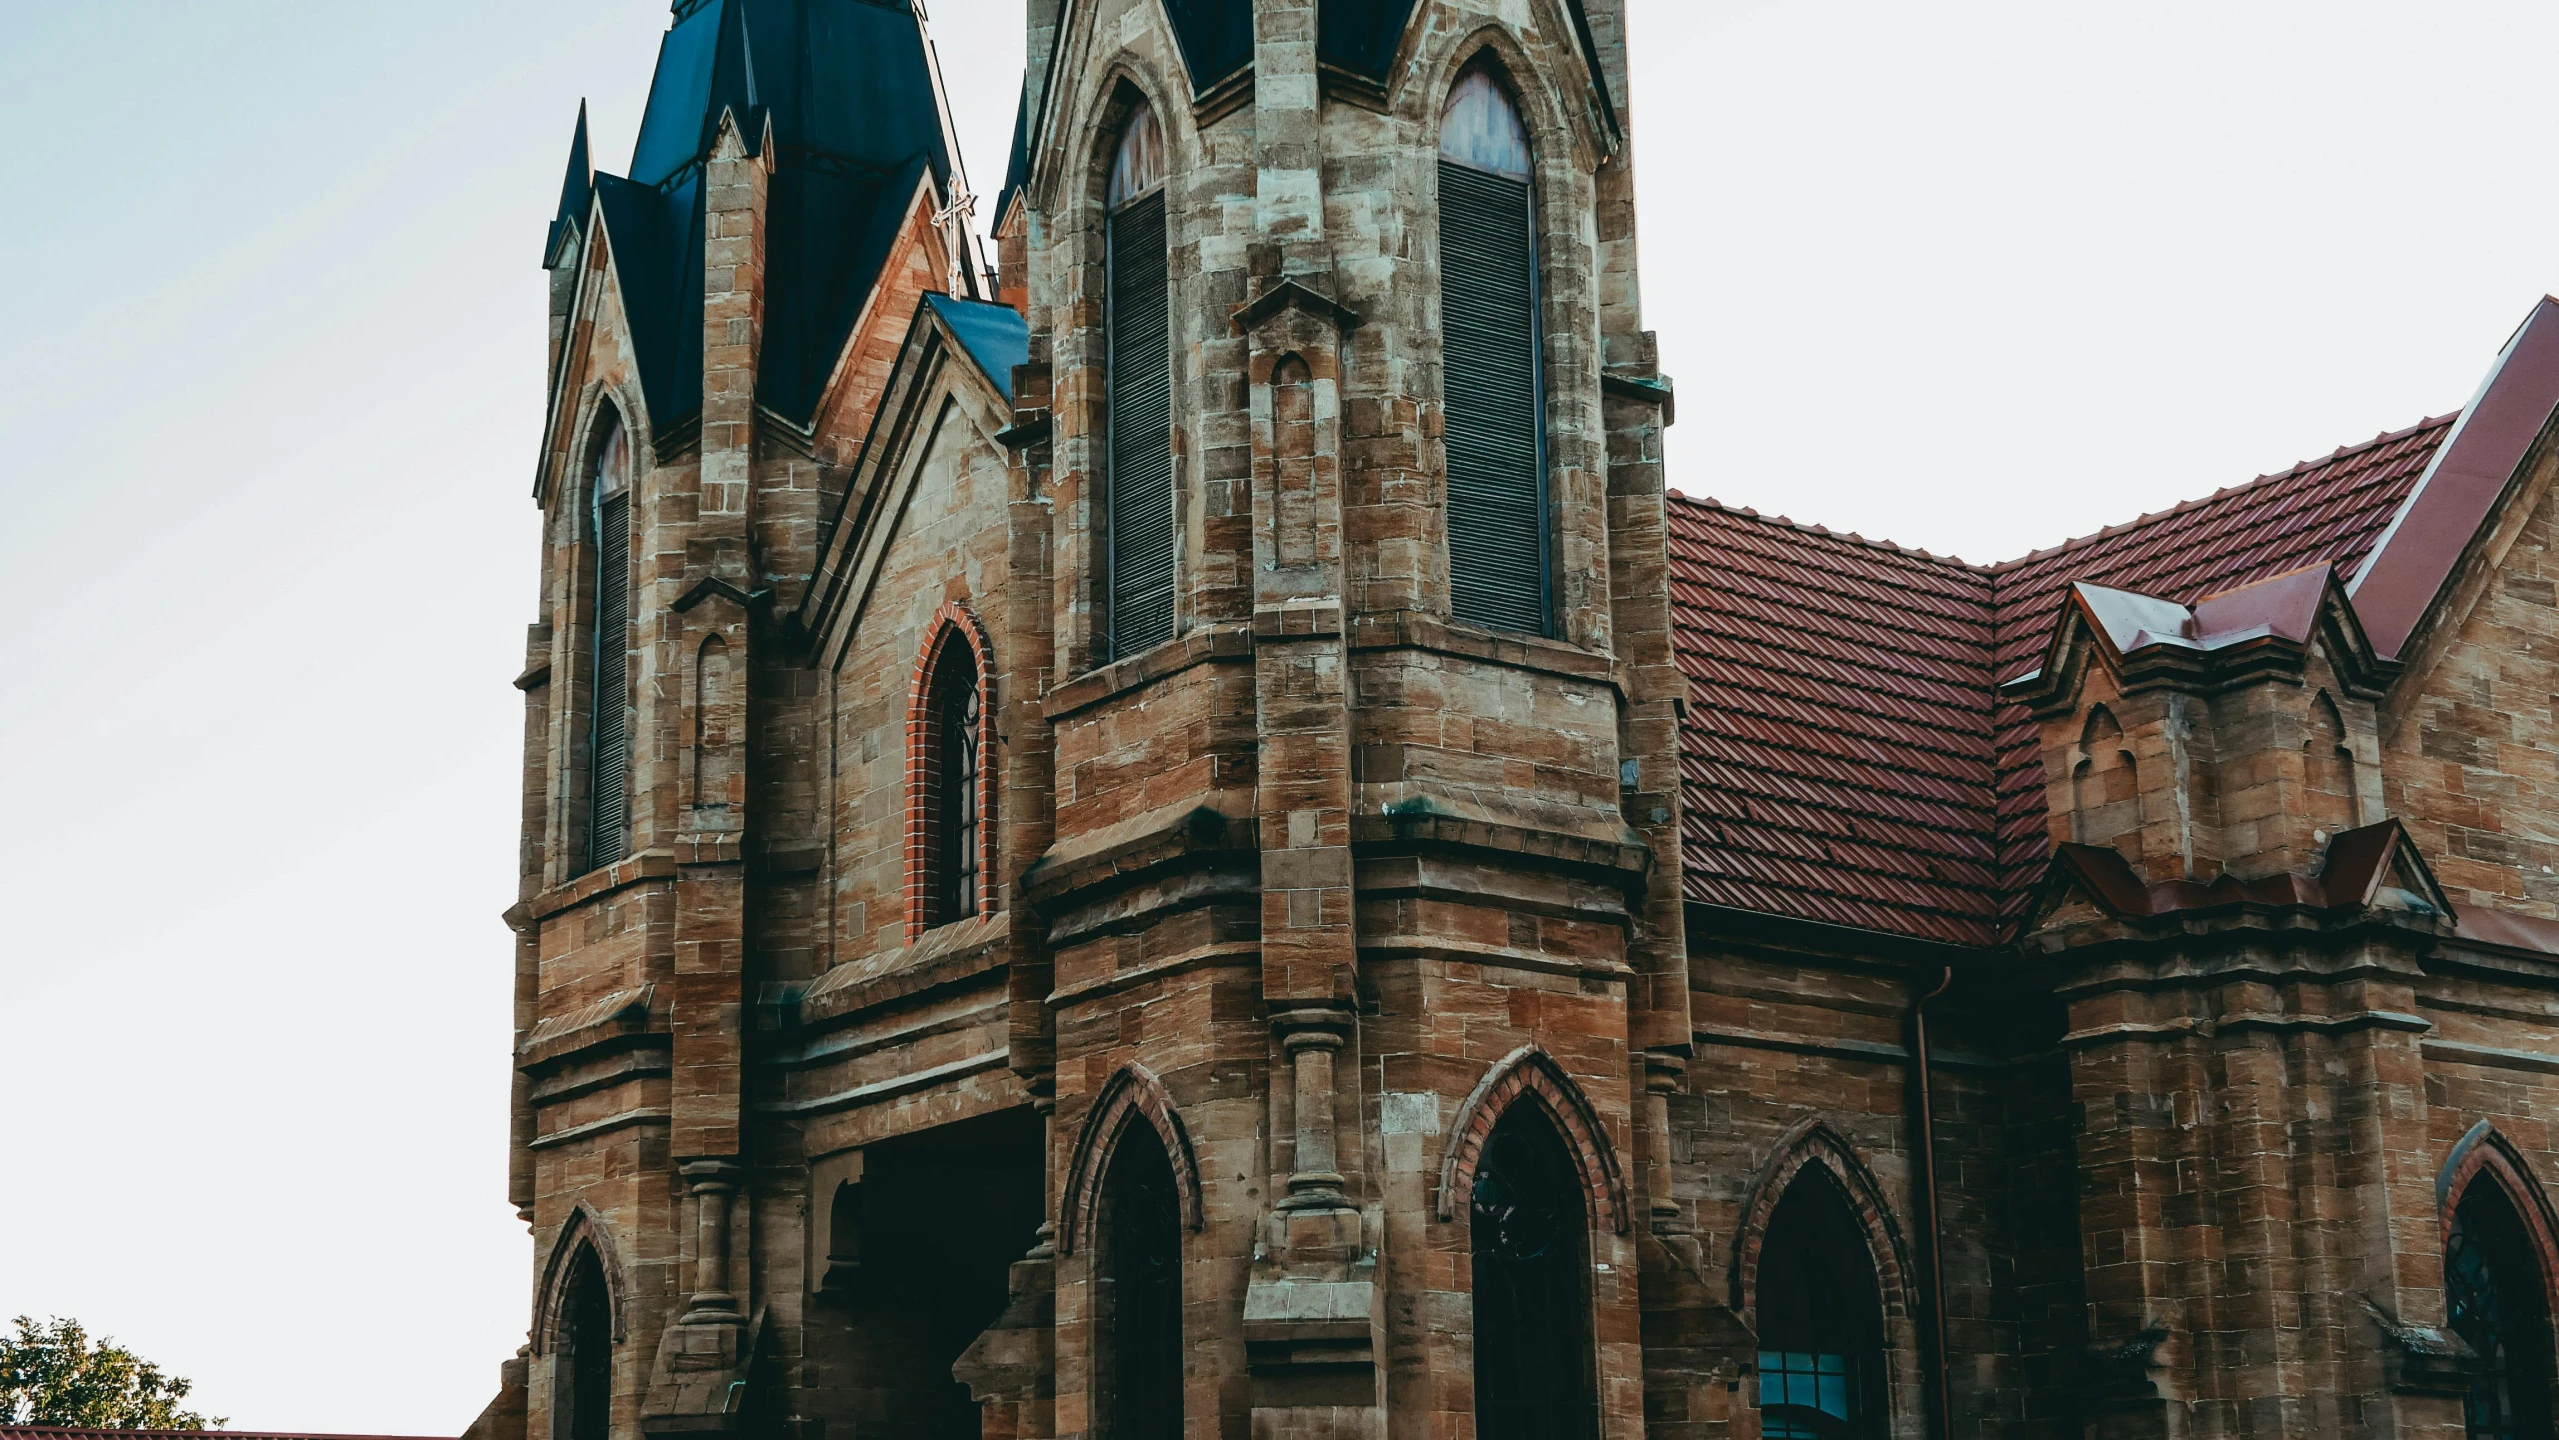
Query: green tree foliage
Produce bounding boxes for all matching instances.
[0,1316,224,1429]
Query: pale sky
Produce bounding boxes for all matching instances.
[5,1,2557,1432]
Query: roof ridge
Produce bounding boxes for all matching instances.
[1666,491,1997,575]
[1984,412,2456,575]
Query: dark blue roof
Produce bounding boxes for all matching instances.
[923,294,1029,403]
[568,0,962,432]
[1163,0,1253,91]
[1315,0,1416,80]
[1314,0,1614,129]
[546,103,593,263]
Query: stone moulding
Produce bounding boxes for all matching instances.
[1726,1118,1915,1324]
[1057,1061,1205,1255]
[1435,1044,1630,1233]
[533,1202,630,1352]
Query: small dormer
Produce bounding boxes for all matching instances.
[2006,563,2394,885]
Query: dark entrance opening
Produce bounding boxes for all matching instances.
[2449,1179,2557,1440]
[556,1245,614,1440]
[1096,1120,1183,1440]
[813,1107,1045,1439]
[1756,1172,1886,1439]
[1469,1105,1596,1440]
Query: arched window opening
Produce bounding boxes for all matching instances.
[1756,1172,1886,1439]
[2449,1179,2556,1440]
[1105,101,1174,661]
[1470,1105,1596,1440]
[821,1178,863,1294]
[1439,65,1546,637]
[586,405,634,873]
[923,641,984,927]
[1096,1120,1182,1440]
[556,1244,615,1440]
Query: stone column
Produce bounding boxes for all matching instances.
[1277,1008,1353,1209]
[679,1159,744,1324]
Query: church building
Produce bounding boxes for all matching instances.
[477,1,2559,1437]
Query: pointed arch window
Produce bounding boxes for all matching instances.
[1470,1105,1596,1440]
[923,638,984,928]
[1756,1172,1886,1439]
[1097,1121,1182,1440]
[586,406,634,873]
[1439,66,1547,637]
[1105,101,1175,661]
[556,1244,615,1440]
[2449,1179,2556,1440]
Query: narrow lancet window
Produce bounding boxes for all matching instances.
[586,408,633,873]
[1756,1173,1885,1439]
[1105,102,1174,660]
[557,1245,614,1440]
[924,641,984,927]
[1439,67,1546,636]
[1098,1122,1182,1440]
[2449,1180,2555,1440]
[1470,1106,1596,1440]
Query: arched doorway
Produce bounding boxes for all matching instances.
[2449,1178,2556,1439]
[1097,1120,1182,1440]
[1469,1104,1596,1440]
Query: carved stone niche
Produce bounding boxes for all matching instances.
[809,1149,864,1301]
[2007,564,2397,888]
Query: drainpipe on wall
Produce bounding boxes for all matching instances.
[1909,965,1956,1440]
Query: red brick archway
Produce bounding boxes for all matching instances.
[1059,1061,1205,1255]
[1436,1045,1630,1234]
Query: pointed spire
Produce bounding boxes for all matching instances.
[546,101,593,266]
[702,0,762,160]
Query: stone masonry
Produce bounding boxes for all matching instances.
[472,4,2559,1440]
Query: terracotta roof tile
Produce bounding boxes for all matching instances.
[1670,411,2454,947]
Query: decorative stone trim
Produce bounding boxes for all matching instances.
[905,601,998,940]
[1726,1117,1916,1327]
[1435,1044,1630,1233]
[533,1203,629,1353]
[2438,1119,2559,1313]
[1058,1061,1205,1254]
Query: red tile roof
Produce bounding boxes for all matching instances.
[1670,412,2456,947]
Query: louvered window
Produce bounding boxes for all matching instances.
[586,410,633,874]
[1439,70,1548,636]
[1105,104,1175,660]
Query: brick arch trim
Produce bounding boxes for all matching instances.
[1058,1061,1205,1255]
[1728,1117,1917,1326]
[532,1203,629,1354]
[904,601,998,939]
[1435,1044,1631,1234]
[2439,1119,2559,1312]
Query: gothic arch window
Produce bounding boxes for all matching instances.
[1438,63,1547,636]
[585,403,634,873]
[1095,1120,1182,1440]
[555,1242,616,1440]
[1104,98,1174,661]
[2447,1171,2557,1438]
[1470,1103,1598,1440]
[1755,1170,1887,1439]
[906,609,994,936]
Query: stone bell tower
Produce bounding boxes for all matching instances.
[977,1,1689,1436]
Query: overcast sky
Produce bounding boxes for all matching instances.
[6,1,2558,1432]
